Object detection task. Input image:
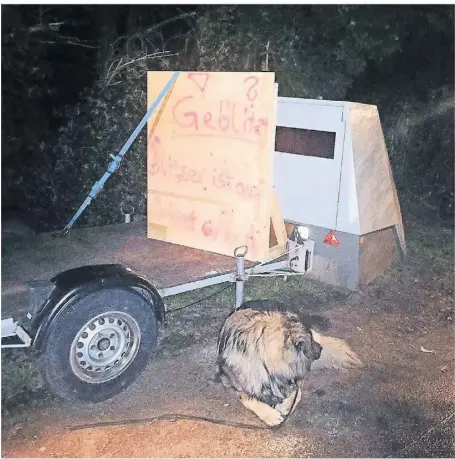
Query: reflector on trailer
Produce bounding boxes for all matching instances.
[323,230,340,247]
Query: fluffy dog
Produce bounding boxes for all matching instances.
[214,299,363,427]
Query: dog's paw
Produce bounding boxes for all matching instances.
[276,388,302,416]
[262,408,284,427]
[240,393,285,427]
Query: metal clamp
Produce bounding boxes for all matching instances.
[121,202,135,224]
[234,245,248,258]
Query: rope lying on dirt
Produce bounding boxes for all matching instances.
[69,387,300,432]
[69,414,269,431]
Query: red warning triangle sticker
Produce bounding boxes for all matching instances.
[323,230,340,247]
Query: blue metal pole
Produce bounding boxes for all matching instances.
[61,71,180,235]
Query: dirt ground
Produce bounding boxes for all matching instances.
[1,216,454,458]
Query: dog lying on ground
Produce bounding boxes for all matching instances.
[214,299,363,427]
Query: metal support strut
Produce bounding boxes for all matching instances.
[234,246,248,309]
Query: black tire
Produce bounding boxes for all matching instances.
[38,287,157,403]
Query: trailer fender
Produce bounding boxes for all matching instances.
[29,264,165,352]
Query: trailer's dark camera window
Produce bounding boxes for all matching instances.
[275,126,336,159]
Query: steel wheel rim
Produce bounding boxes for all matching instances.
[69,311,141,383]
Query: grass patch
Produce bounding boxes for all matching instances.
[1,349,52,416]
[405,222,454,264]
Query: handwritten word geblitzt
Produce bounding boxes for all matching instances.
[172,73,268,140]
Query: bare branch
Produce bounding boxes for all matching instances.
[39,40,99,49]
[29,20,91,34]
[29,22,64,34]
[175,7,199,28]
[144,11,197,35]
[105,51,177,86]
[57,34,98,45]
[61,40,99,49]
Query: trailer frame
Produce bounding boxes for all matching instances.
[1,224,314,350]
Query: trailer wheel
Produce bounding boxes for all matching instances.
[38,288,157,402]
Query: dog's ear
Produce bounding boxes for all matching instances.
[296,335,322,361]
[295,335,314,359]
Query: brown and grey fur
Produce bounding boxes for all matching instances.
[215,300,363,427]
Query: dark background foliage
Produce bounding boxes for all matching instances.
[2,4,454,231]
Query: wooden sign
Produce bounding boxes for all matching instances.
[146,71,277,262]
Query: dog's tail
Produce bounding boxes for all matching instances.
[310,330,363,371]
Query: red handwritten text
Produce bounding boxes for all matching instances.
[150,195,197,232]
[244,76,259,101]
[149,194,257,255]
[188,73,209,94]
[149,135,206,184]
[150,146,263,208]
[170,73,268,140]
[172,97,267,138]
[200,219,257,254]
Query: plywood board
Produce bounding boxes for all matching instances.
[267,83,287,259]
[359,227,400,287]
[146,71,277,262]
[350,103,403,236]
[268,188,288,259]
